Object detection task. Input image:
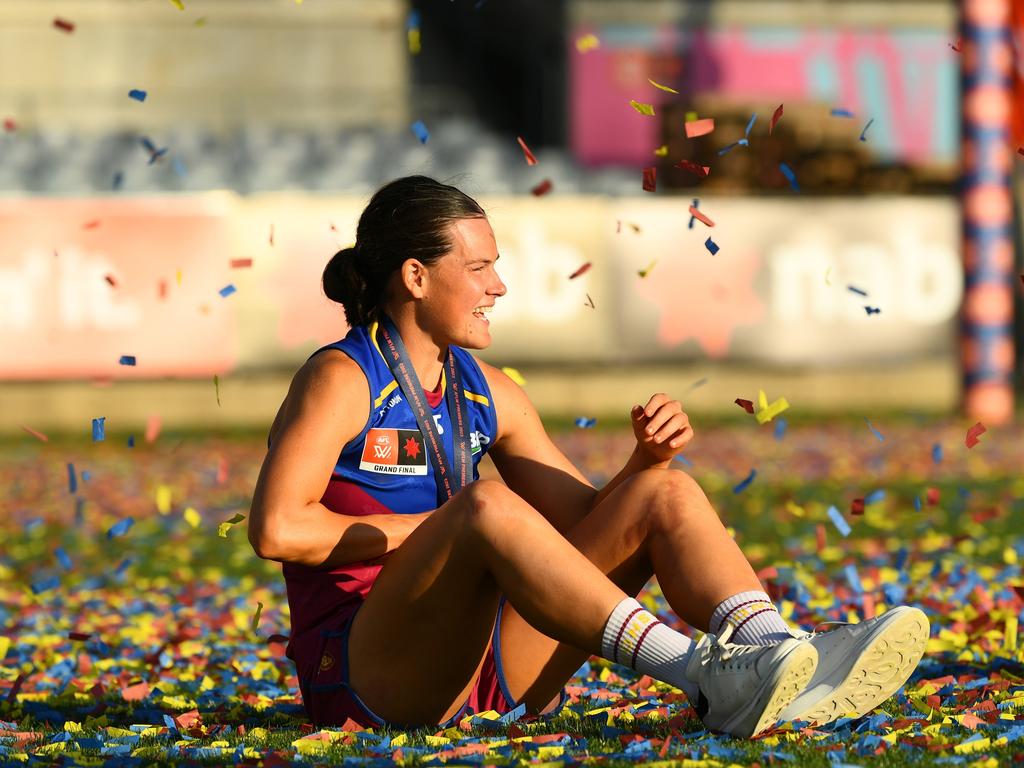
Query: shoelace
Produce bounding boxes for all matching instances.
[703,624,746,666]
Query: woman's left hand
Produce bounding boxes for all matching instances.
[630,393,693,465]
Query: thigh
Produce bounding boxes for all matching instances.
[495,472,663,712]
[346,481,509,726]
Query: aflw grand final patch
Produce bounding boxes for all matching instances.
[359,428,428,475]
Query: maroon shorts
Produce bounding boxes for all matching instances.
[298,597,568,729]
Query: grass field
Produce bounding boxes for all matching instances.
[1,414,1022,766]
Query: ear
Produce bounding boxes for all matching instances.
[399,258,430,299]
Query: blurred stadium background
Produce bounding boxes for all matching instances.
[0,0,1021,433]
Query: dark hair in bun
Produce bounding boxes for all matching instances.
[322,175,486,326]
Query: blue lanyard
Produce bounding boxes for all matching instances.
[376,315,472,505]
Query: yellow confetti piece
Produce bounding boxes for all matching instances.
[1003,546,1018,565]
[217,512,246,538]
[954,737,991,755]
[755,389,790,425]
[156,485,172,515]
[1005,616,1018,651]
[390,733,408,748]
[501,367,526,386]
[785,500,805,517]
[654,145,668,156]
[169,0,185,9]
[647,78,679,94]
[0,636,9,660]
[408,28,421,55]
[629,100,656,116]
[194,16,207,26]
[251,601,264,633]
[183,506,200,528]
[575,33,600,53]
[213,374,221,406]
[685,110,698,122]
[637,259,658,278]
[63,720,83,733]
[176,268,182,286]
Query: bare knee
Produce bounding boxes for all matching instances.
[624,468,716,535]
[451,479,523,538]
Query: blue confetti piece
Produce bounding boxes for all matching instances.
[67,463,77,494]
[931,442,943,463]
[779,163,800,192]
[774,417,788,441]
[107,517,135,539]
[140,136,168,164]
[406,9,420,29]
[81,470,91,482]
[864,305,881,315]
[913,495,922,512]
[845,564,863,594]
[24,517,44,534]
[115,558,134,576]
[882,583,906,605]
[410,120,429,144]
[112,171,124,190]
[688,198,699,230]
[54,547,73,571]
[894,546,909,571]
[574,417,597,428]
[74,497,85,526]
[863,417,885,442]
[499,702,527,724]
[31,576,61,594]
[717,142,739,156]
[859,117,875,142]
[846,285,867,296]
[128,89,147,102]
[127,435,135,448]
[219,284,236,298]
[704,237,719,255]
[743,112,757,137]
[831,108,855,118]
[119,355,136,366]
[673,454,693,467]
[864,489,886,505]
[91,417,105,442]
[732,468,757,494]
[827,505,851,537]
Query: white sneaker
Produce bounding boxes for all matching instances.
[777,605,930,726]
[685,623,819,738]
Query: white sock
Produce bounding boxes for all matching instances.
[600,597,699,701]
[709,590,792,646]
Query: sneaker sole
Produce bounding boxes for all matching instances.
[721,642,819,738]
[797,607,929,726]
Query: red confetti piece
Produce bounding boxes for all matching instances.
[20,425,49,442]
[53,17,75,33]
[965,421,986,449]
[734,398,754,413]
[950,36,963,52]
[568,262,592,280]
[673,159,710,178]
[642,166,656,192]
[516,136,537,166]
[769,104,784,135]
[120,681,151,701]
[688,205,714,227]
[158,279,167,299]
[68,631,93,641]
[104,274,117,287]
[862,593,875,619]
[530,178,552,196]
[2,118,16,132]
[230,257,253,268]
[82,220,101,230]
[684,118,715,138]
[926,487,940,506]
[145,413,161,443]
[851,498,865,516]
[815,524,826,553]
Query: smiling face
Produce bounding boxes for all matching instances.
[410,216,507,350]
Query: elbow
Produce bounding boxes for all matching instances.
[248,519,287,561]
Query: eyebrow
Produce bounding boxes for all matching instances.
[468,253,500,265]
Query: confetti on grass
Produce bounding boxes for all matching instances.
[827,504,851,537]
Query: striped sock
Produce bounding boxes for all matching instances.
[600,597,698,700]
[709,590,793,646]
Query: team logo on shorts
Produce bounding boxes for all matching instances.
[359,428,428,475]
[319,652,335,672]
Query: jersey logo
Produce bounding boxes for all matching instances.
[359,428,428,475]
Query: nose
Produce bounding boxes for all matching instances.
[490,270,507,297]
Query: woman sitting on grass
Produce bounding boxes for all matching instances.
[248,175,929,738]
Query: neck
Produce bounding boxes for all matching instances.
[380,304,445,391]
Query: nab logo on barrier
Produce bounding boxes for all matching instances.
[359,428,428,475]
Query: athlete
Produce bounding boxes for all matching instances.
[248,175,929,738]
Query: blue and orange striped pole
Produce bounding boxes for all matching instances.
[960,0,1016,424]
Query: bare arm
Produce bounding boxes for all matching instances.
[248,351,430,568]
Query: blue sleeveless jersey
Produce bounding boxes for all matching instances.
[308,322,498,514]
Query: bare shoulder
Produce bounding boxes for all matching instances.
[475,357,536,442]
[270,349,369,447]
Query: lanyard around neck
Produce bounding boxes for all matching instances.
[376,315,471,506]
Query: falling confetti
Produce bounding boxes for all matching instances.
[684,118,715,138]
[629,100,656,116]
[647,78,679,94]
[965,421,987,449]
[516,136,538,166]
[568,262,592,280]
[704,237,719,255]
[575,33,600,53]
[530,179,553,196]
[769,103,784,134]
[410,120,429,144]
[128,89,147,102]
[642,167,656,192]
[501,367,526,385]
